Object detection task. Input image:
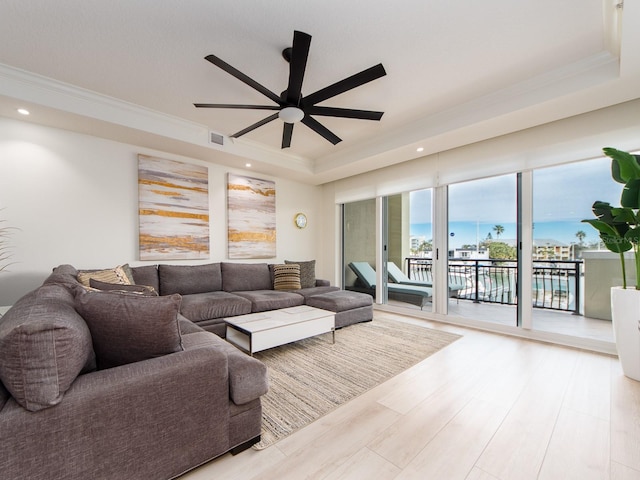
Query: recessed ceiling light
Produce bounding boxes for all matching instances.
[17,108,30,115]
[245,163,252,168]
[416,147,424,152]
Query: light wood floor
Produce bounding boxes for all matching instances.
[181,311,640,480]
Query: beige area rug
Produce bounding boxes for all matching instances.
[252,317,461,449]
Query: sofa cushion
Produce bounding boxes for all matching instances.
[89,279,158,296]
[0,285,95,412]
[181,331,269,405]
[177,313,203,334]
[273,264,301,290]
[233,290,304,312]
[305,290,373,312]
[293,285,341,299]
[285,259,316,288]
[75,290,184,369]
[179,292,252,322]
[158,263,222,295]
[221,262,272,292]
[130,264,160,292]
[76,265,133,287]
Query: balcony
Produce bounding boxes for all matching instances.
[393,256,614,343]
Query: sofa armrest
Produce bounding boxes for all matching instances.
[315,279,331,287]
[0,347,231,480]
[182,331,268,405]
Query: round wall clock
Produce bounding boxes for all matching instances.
[294,212,307,229]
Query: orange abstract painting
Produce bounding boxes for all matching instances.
[227,174,276,258]
[138,155,209,260]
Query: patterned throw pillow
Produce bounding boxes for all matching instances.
[273,264,302,290]
[77,265,132,287]
[285,259,315,288]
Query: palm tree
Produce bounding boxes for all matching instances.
[493,224,505,239]
[575,230,586,245]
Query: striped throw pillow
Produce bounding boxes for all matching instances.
[273,264,301,290]
[77,265,132,288]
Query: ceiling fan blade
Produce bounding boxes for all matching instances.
[204,54,283,105]
[301,116,342,145]
[282,122,294,148]
[194,103,281,110]
[286,31,312,105]
[304,106,384,121]
[302,63,386,106]
[231,113,279,138]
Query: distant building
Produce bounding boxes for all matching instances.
[410,235,426,251]
[495,238,572,260]
[533,238,572,260]
[450,247,489,259]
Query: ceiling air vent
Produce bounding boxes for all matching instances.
[209,132,224,146]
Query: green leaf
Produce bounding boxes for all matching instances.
[625,228,640,244]
[621,179,640,209]
[582,218,618,236]
[601,233,632,253]
[605,147,640,183]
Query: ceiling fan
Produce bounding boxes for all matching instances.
[194,30,386,149]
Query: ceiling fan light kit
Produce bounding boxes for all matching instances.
[278,106,305,123]
[195,30,386,149]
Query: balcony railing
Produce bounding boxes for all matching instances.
[404,257,582,314]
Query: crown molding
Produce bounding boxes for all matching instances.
[0,63,315,174]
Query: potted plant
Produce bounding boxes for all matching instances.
[583,147,640,380]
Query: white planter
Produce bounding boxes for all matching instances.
[611,286,640,381]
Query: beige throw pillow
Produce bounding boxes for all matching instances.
[77,265,132,287]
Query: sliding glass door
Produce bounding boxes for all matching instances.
[447,174,518,326]
[531,158,621,341]
[385,190,434,313]
[340,157,619,345]
[342,199,376,296]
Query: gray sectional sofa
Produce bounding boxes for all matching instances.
[0,261,372,479]
[129,261,373,335]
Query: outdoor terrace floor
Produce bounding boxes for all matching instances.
[388,297,614,343]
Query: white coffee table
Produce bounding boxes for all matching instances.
[224,305,335,355]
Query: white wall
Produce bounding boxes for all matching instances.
[0,117,322,304]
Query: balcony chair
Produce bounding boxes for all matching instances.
[348,261,432,310]
[386,262,466,303]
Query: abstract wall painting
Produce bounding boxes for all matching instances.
[138,155,209,260]
[227,174,276,259]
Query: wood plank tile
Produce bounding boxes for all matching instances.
[393,398,509,480]
[376,328,510,415]
[179,446,285,480]
[538,409,609,480]
[369,335,530,468]
[611,461,640,480]
[611,362,640,471]
[246,401,400,480]
[322,447,401,480]
[465,467,501,480]
[475,345,579,480]
[562,350,612,421]
[368,369,477,468]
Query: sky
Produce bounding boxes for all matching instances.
[409,157,624,248]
